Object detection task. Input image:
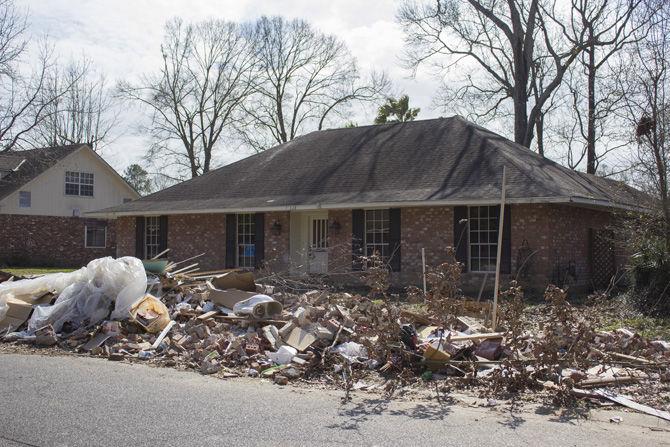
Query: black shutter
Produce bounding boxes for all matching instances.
[225,214,236,268]
[352,209,365,271]
[158,215,168,254]
[135,216,145,259]
[501,205,512,274]
[388,208,401,272]
[453,206,468,271]
[254,213,265,269]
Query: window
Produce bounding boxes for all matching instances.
[18,191,30,208]
[469,205,499,272]
[364,209,389,260]
[237,213,256,268]
[85,225,106,248]
[145,216,160,258]
[65,171,94,196]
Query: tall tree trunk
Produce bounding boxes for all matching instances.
[586,36,597,174]
[535,112,544,156]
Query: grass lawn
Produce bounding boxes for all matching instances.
[2,267,76,276]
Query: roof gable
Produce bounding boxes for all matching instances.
[0,145,84,201]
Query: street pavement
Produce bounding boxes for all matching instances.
[0,353,668,446]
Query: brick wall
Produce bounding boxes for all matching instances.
[327,209,353,273]
[111,203,620,294]
[116,216,135,258]
[166,214,227,270]
[397,206,453,284]
[0,214,116,267]
[264,211,290,271]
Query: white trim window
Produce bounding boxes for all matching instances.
[85,225,106,248]
[65,171,94,197]
[469,205,499,272]
[18,190,30,208]
[364,209,389,260]
[145,216,160,258]
[237,213,256,268]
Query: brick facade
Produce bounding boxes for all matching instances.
[264,211,290,271]
[327,209,353,273]
[166,214,227,271]
[113,203,618,294]
[0,214,116,267]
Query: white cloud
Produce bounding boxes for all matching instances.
[18,0,440,173]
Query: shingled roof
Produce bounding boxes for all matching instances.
[94,116,649,216]
[0,144,85,201]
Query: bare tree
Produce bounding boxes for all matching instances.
[559,0,646,174]
[0,1,77,153]
[241,16,388,152]
[619,1,670,248]
[398,0,587,150]
[28,58,117,150]
[118,18,257,178]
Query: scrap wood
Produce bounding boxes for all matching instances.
[400,309,438,326]
[151,320,176,350]
[592,389,670,422]
[577,376,642,388]
[448,332,506,342]
[169,263,199,275]
[150,248,170,260]
[166,252,206,270]
[608,352,653,365]
[197,310,219,321]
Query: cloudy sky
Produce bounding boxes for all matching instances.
[18,0,441,173]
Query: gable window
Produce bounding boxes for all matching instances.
[145,216,161,258]
[469,205,499,272]
[237,213,256,268]
[18,191,30,208]
[85,224,106,248]
[65,171,94,197]
[365,209,389,260]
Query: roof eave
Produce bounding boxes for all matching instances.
[86,195,648,218]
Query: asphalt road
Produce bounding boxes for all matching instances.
[0,354,668,447]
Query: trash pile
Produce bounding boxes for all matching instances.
[0,257,669,421]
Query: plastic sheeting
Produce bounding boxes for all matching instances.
[0,257,146,333]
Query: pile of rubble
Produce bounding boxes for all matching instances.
[0,256,669,421]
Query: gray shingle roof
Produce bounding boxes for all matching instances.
[96,116,649,215]
[0,145,84,201]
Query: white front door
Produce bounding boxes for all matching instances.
[308,215,328,273]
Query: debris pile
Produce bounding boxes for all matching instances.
[0,256,668,421]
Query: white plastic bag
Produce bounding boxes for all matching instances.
[0,257,147,333]
[267,345,298,365]
[333,342,368,363]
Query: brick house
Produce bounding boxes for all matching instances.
[92,117,648,294]
[0,144,140,267]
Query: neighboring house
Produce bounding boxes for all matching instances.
[0,144,139,267]
[91,117,648,294]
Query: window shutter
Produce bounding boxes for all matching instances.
[254,213,265,269]
[453,206,468,271]
[351,209,365,271]
[158,215,168,254]
[225,214,236,268]
[388,208,401,272]
[501,205,512,274]
[135,217,145,259]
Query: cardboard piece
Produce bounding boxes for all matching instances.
[285,327,317,352]
[0,297,33,333]
[82,333,112,351]
[211,271,255,292]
